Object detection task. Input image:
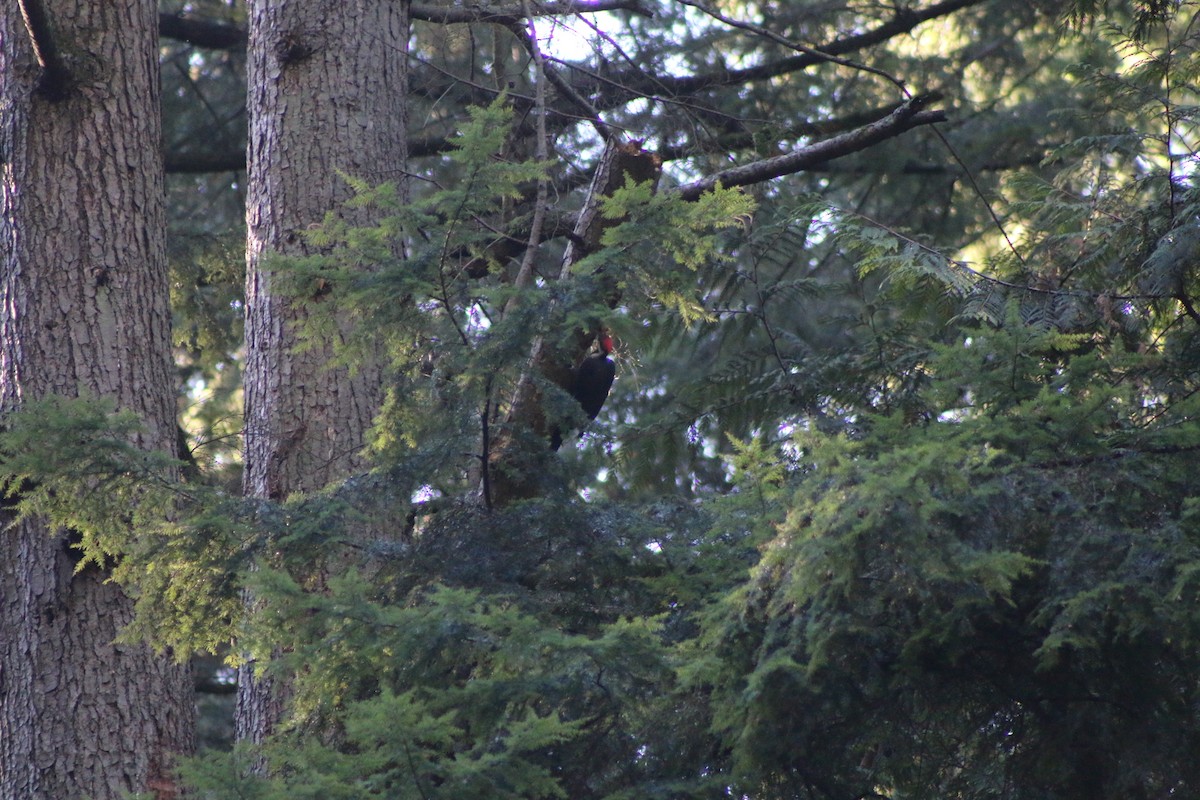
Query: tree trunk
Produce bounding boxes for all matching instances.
[237,0,409,748]
[0,1,195,798]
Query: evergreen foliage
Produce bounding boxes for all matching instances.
[12,0,1200,797]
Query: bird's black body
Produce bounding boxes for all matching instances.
[551,333,616,450]
[572,351,616,420]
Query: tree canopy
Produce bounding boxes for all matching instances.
[7,0,1200,797]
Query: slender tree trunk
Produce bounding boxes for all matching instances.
[0,1,195,798]
[237,0,409,747]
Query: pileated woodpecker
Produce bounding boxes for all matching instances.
[551,332,616,450]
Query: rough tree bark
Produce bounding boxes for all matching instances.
[237,0,409,748]
[0,1,196,798]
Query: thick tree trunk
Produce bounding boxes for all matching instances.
[237,0,409,748]
[0,2,195,798]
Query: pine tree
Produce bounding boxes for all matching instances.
[0,1,194,796]
[236,0,411,751]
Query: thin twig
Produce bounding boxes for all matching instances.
[676,0,908,91]
[924,123,1026,268]
[502,2,555,320]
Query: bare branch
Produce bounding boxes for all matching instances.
[164,150,245,175]
[403,0,987,132]
[584,0,986,102]
[504,1,555,317]
[654,100,918,163]
[159,13,247,50]
[676,94,946,200]
[164,127,469,176]
[469,99,951,278]
[676,0,906,90]
[156,2,652,50]
[156,0,984,174]
[503,13,615,141]
[410,0,653,25]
